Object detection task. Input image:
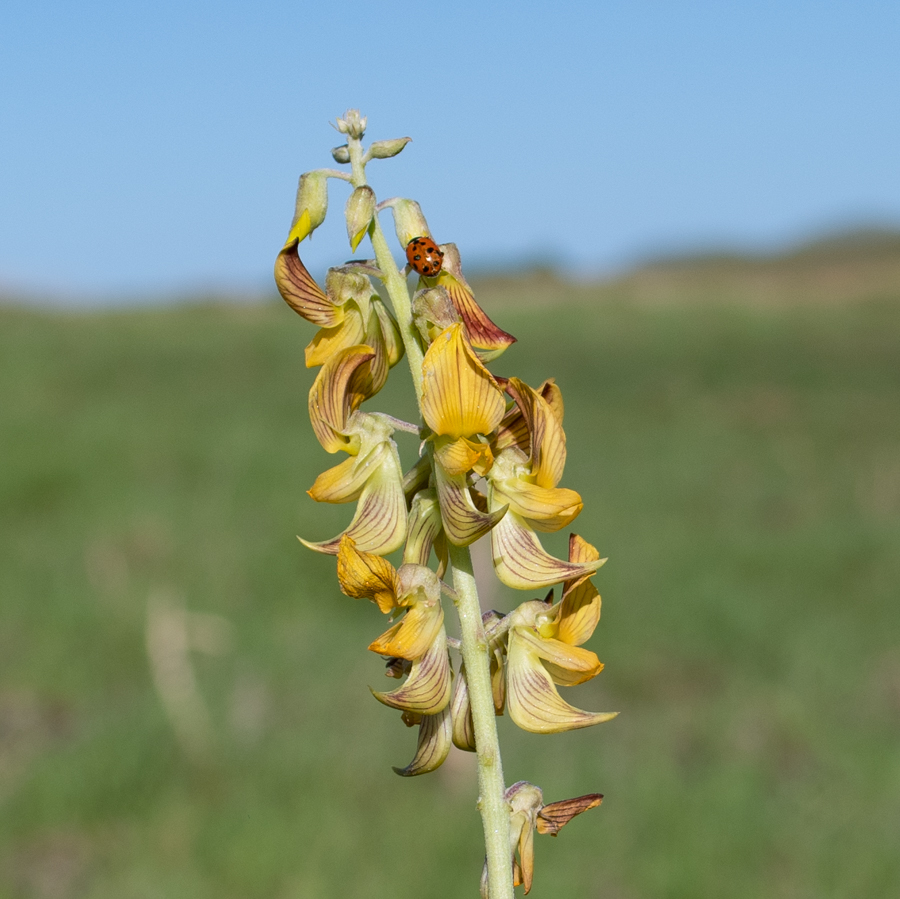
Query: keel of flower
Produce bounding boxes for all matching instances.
[392,704,452,777]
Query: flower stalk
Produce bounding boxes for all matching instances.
[275,109,615,898]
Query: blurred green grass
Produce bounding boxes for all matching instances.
[1,283,899,898]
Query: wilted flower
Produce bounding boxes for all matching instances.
[481,781,604,897]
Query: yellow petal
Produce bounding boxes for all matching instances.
[556,535,602,646]
[372,298,405,368]
[507,629,617,734]
[308,442,390,504]
[490,479,583,533]
[403,489,443,568]
[371,629,451,714]
[504,378,567,489]
[304,307,365,368]
[450,665,476,751]
[513,628,603,686]
[300,455,407,556]
[434,435,494,477]
[491,511,604,590]
[435,461,508,547]
[369,602,444,660]
[393,704,452,777]
[421,323,506,439]
[274,239,341,327]
[308,345,376,454]
[335,534,399,613]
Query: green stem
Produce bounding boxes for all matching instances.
[449,543,515,899]
[346,131,513,898]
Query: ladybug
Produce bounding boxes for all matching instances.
[405,236,444,277]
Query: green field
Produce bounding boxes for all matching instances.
[2,274,899,897]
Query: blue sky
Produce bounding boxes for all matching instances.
[1,0,898,300]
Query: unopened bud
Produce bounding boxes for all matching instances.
[391,199,431,248]
[335,109,367,140]
[366,137,411,160]
[288,171,328,243]
[331,145,350,164]
[345,185,376,253]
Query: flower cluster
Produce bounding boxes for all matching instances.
[276,110,616,896]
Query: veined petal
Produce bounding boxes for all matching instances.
[372,298,405,368]
[304,307,365,368]
[403,489,443,567]
[300,455,407,556]
[421,323,506,439]
[507,629,617,733]
[535,794,603,836]
[393,704,452,777]
[450,665,476,751]
[434,435,494,477]
[490,479,583,532]
[369,602,445,660]
[491,511,604,590]
[556,535,602,646]
[275,239,342,327]
[513,628,603,687]
[307,441,390,504]
[504,378,567,489]
[372,629,451,714]
[435,462,507,547]
[308,345,375,454]
[436,245,516,357]
[335,534,399,613]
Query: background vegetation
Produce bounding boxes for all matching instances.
[2,236,899,898]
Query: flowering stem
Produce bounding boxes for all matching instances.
[347,131,513,898]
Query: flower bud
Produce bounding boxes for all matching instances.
[345,185,376,253]
[390,199,431,248]
[335,109,367,139]
[288,171,328,243]
[366,137,411,160]
[331,145,350,164]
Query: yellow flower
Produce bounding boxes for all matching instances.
[506,535,617,733]
[487,378,603,589]
[421,323,509,546]
[300,347,406,555]
[274,241,403,397]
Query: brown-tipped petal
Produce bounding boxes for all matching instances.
[536,794,603,835]
[555,534,603,645]
[450,665,476,751]
[421,323,506,439]
[275,239,342,327]
[303,307,366,369]
[507,630,617,734]
[393,703,452,777]
[371,630,451,714]
[514,628,603,687]
[490,479,583,533]
[403,490,443,567]
[435,462,508,547]
[369,602,444,661]
[308,441,390,504]
[491,511,604,590]
[437,245,516,355]
[300,459,407,557]
[504,378,567,489]
[540,379,565,425]
[335,534,399,612]
[518,822,535,894]
[308,345,376,453]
